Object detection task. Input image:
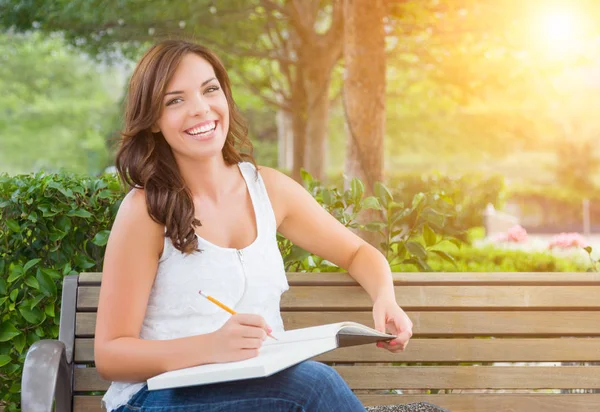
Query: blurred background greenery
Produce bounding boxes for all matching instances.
[3,0,600,232]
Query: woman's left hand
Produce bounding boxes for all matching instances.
[372,296,413,352]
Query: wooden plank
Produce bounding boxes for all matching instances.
[282,312,600,337]
[77,285,600,311]
[73,393,600,412]
[73,366,600,392]
[74,337,600,364]
[75,311,600,337]
[79,271,600,286]
[336,366,600,390]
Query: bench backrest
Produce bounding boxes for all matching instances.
[66,272,600,412]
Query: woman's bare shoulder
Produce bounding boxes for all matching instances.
[109,188,164,259]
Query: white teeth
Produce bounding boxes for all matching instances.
[186,122,216,135]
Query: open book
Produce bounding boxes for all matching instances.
[147,322,395,390]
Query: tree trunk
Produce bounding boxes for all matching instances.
[291,69,308,182]
[276,108,293,170]
[303,65,333,181]
[286,0,344,183]
[343,0,386,246]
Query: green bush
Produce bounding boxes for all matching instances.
[395,245,589,272]
[329,171,506,241]
[0,172,122,410]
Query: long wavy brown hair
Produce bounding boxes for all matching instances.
[115,39,256,254]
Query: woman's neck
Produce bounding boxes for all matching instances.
[176,155,240,201]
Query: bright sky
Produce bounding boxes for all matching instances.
[533,5,588,59]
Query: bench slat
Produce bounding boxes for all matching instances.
[78,271,600,285]
[74,337,600,363]
[73,366,600,392]
[77,285,600,311]
[72,393,600,412]
[76,311,600,337]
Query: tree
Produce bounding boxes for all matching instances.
[0,0,344,181]
[0,31,121,175]
[342,0,385,191]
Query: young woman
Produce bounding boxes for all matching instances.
[95,39,413,412]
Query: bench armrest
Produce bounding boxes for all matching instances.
[21,339,73,412]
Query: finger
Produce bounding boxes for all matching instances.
[238,337,264,350]
[231,348,260,361]
[377,339,407,352]
[373,312,387,334]
[241,325,268,340]
[234,313,269,329]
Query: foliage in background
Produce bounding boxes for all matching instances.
[0,172,122,410]
[279,170,461,272]
[0,31,122,175]
[398,245,588,273]
[507,184,600,233]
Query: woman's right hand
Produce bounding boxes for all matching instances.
[209,314,271,363]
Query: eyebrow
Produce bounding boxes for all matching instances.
[164,77,217,96]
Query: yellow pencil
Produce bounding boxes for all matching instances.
[198,290,278,340]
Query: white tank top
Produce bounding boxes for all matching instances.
[102,162,289,411]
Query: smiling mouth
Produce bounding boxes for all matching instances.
[184,121,217,136]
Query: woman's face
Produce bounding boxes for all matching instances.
[154,53,230,161]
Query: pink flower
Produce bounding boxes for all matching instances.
[548,233,588,249]
[494,225,528,243]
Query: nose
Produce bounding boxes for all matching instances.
[190,92,210,116]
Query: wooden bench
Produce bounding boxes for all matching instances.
[21,272,600,412]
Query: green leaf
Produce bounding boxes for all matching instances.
[44,304,55,318]
[350,178,364,203]
[23,258,41,274]
[67,209,92,218]
[24,276,40,290]
[6,219,20,232]
[584,246,593,254]
[431,249,457,266]
[0,277,6,295]
[13,334,26,354]
[62,262,72,276]
[38,203,58,217]
[41,268,62,279]
[92,230,110,246]
[0,323,20,342]
[300,169,313,186]
[0,354,11,367]
[364,222,387,232]
[405,241,427,259]
[321,189,332,206]
[37,268,57,296]
[48,181,74,198]
[7,264,23,283]
[19,306,44,324]
[423,224,437,247]
[411,192,425,210]
[30,294,45,309]
[9,289,19,302]
[49,230,66,242]
[284,245,311,263]
[363,196,382,210]
[56,216,72,233]
[374,182,393,208]
[74,254,96,269]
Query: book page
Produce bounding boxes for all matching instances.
[264,322,347,346]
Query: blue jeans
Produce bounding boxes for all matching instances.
[114,361,366,411]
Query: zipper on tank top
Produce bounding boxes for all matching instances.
[236,249,248,303]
